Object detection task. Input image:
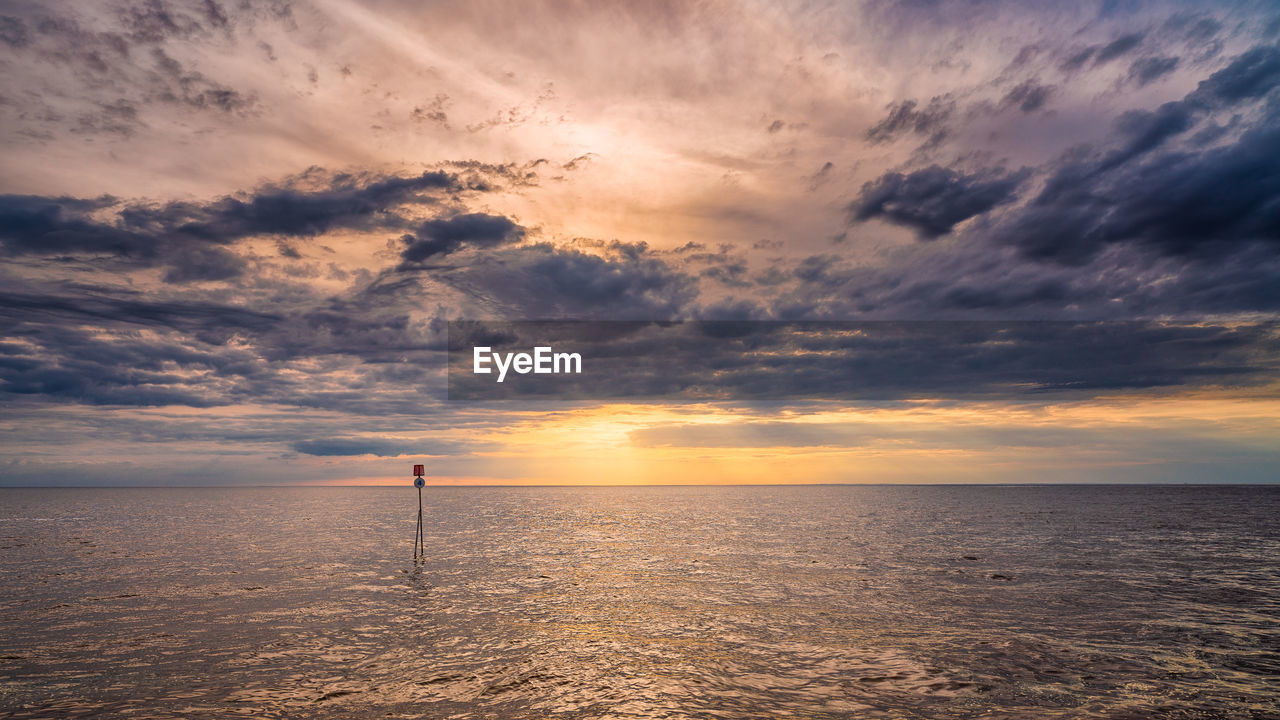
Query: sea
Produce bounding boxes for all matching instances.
[0,485,1276,719]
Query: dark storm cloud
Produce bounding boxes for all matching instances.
[0,174,697,412]
[0,170,463,281]
[1106,101,1197,168]
[992,45,1280,265]
[761,237,1280,320]
[847,44,1280,270]
[1,366,217,407]
[6,26,1280,422]
[1145,247,1280,313]
[0,194,150,257]
[124,170,460,240]
[1050,42,1280,180]
[432,242,699,319]
[161,245,246,283]
[0,277,450,412]
[1189,45,1280,107]
[0,321,255,407]
[0,286,279,335]
[0,195,699,414]
[447,321,1280,401]
[0,280,295,407]
[270,299,442,363]
[850,166,1028,238]
[1080,119,1280,259]
[399,213,526,264]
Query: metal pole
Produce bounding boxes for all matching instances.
[416,485,424,562]
[413,484,421,563]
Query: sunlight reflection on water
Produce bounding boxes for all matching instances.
[0,485,1277,718]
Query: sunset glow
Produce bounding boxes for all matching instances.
[3,1,1279,485]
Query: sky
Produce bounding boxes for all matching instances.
[1,0,1279,485]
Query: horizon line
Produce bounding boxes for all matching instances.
[1,482,1277,489]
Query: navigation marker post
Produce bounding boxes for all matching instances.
[412,464,426,564]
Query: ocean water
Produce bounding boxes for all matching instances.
[0,485,1276,719]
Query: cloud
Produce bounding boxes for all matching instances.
[1129,56,1180,87]
[1190,45,1280,108]
[2,2,1280,488]
[118,0,232,43]
[0,0,275,143]
[850,166,1028,238]
[1000,79,1055,113]
[399,212,526,263]
[446,320,1280,402]
[0,169,465,282]
[0,15,30,48]
[1094,32,1145,65]
[292,438,428,457]
[0,273,445,412]
[433,242,699,319]
[991,45,1280,265]
[0,323,245,407]
[161,245,246,283]
[1060,47,1096,73]
[1060,32,1145,72]
[1108,100,1197,166]
[148,47,256,114]
[128,169,461,241]
[0,193,151,257]
[865,97,955,145]
[841,44,1280,269]
[411,93,451,128]
[627,420,1139,450]
[1168,14,1222,45]
[1088,120,1280,258]
[630,421,876,448]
